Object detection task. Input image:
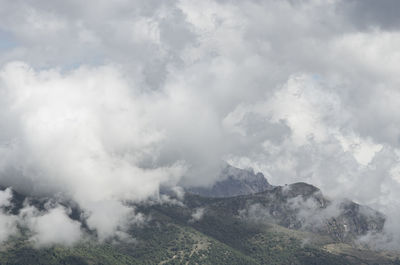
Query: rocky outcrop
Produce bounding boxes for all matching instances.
[238,182,385,242]
[187,165,272,197]
[184,165,385,243]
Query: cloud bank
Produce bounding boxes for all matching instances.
[0,0,400,246]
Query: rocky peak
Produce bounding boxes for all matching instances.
[187,164,272,197]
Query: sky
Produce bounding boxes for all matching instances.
[0,0,400,246]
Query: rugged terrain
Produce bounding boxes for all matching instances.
[0,166,398,265]
[187,165,272,197]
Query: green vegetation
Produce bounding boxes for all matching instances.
[0,193,398,264]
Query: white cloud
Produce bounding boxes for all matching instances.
[190,207,206,222]
[0,187,13,207]
[0,188,18,243]
[0,62,186,241]
[0,213,17,243]
[0,0,400,247]
[20,205,83,247]
[84,200,145,242]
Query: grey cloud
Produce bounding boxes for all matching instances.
[337,0,400,30]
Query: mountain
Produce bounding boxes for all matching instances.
[187,165,385,242]
[0,170,398,265]
[187,164,272,197]
[181,182,384,244]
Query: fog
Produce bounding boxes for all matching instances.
[0,0,400,246]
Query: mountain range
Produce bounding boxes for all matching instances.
[0,165,399,265]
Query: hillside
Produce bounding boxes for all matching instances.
[0,173,399,264]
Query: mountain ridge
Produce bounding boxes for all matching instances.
[186,164,272,198]
[0,166,397,264]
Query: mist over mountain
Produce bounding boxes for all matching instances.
[187,164,272,197]
[185,165,386,244]
[1,0,400,263]
[0,165,397,264]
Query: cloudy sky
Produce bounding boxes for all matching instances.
[0,0,400,245]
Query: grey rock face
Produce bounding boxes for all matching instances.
[187,165,272,197]
[238,182,385,242]
[185,166,385,242]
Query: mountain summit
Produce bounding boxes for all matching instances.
[187,164,272,197]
